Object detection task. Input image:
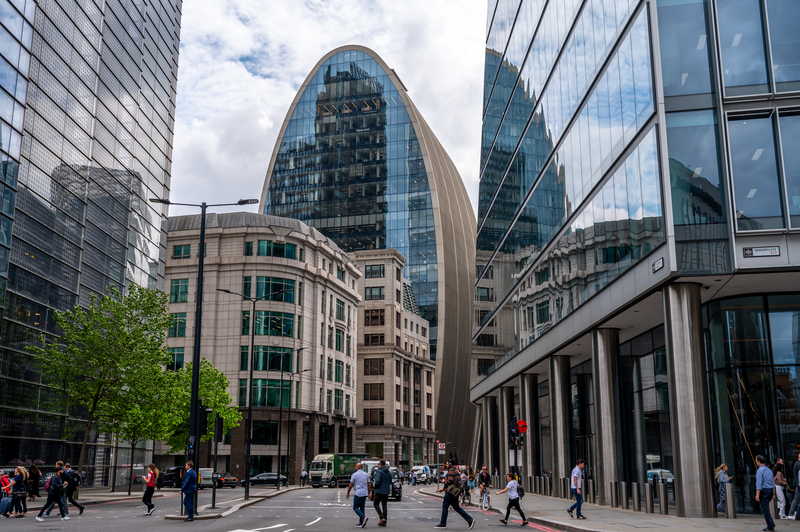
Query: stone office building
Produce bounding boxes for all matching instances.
[473,0,800,519]
[161,212,360,484]
[352,249,436,466]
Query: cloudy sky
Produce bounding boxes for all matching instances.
[168,0,487,218]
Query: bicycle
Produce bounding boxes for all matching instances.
[461,486,471,506]
[479,486,491,510]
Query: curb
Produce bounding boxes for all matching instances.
[418,488,604,532]
[21,493,165,513]
[164,486,310,520]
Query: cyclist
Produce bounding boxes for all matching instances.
[477,466,492,503]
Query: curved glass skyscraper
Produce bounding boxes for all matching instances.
[260,46,476,456]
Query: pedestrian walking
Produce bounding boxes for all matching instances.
[497,472,527,526]
[435,466,475,529]
[35,468,69,521]
[714,463,730,515]
[566,459,586,520]
[789,451,800,519]
[80,470,87,487]
[142,464,158,515]
[4,466,28,518]
[468,467,476,493]
[370,460,391,526]
[300,469,308,487]
[181,460,197,522]
[62,463,84,515]
[346,463,370,528]
[412,470,418,485]
[774,463,788,519]
[43,461,68,518]
[756,455,776,531]
[28,465,40,502]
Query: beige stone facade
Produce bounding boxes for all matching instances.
[158,212,360,484]
[351,249,437,467]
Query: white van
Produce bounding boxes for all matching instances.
[411,466,429,484]
[198,468,215,489]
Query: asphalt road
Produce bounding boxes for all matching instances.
[4,484,565,531]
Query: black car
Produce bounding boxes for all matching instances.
[157,466,184,489]
[369,466,402,501]
[239,472,287,487]
[216,473,238,488]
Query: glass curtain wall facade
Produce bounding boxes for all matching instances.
[0,0,182,483]
[261,46,476,455]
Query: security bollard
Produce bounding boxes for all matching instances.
[631,482,640,512]
[645,483,654,514]
[528,476,534,494]
[610,481,619,507]
[658,482,668,515]
[620,481,629,510]
[770,496,778,520]
[725,483,736,518]
[587,479,594,505]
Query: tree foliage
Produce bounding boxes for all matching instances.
[28,285,174,483]
[160,359,242,455]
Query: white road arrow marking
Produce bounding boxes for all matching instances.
[306,516,322,525]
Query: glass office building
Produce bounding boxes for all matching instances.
[472,0,800,518]
[0,0,182,484]
[260,46,476,455]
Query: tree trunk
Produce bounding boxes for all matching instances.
[127,439,138,496]
[75,410,95,499]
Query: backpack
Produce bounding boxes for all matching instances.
[44,475,52,492]
[517,482,525,498]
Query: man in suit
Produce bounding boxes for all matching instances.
[181,461,197,522]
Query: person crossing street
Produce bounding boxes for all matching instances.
[181,461,197,522]
[63,463,84,516]
[370,460,391,526]
[435,466,475,529]
[346,463,370,528]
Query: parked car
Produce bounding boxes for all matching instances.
[239,472,287,487]
[198,468,215,489]
[369,466,402,501]
[157,466,184,489]
[216,473,238,488]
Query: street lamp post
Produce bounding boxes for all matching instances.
[216,287,289,500]
[276,347,305,490]
[150,197,257,469]
[284,368,310,487]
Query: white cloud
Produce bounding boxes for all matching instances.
[169,0,486,217]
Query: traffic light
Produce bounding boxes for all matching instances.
[507,419,524,448]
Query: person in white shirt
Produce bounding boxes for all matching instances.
[567,459,586,519]
[346,463,371,528]
[496,473,527,526]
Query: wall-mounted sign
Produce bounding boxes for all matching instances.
[652,257,664,273]
[743,246,780,258]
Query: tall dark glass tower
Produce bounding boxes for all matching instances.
[261,46,476,455]
[0,0,182,478]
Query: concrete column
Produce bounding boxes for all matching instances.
[498,386,514,476]
[482,396,497,472]
[288,417,304,485]
[469,404,482,470]
[592,328,623,506]
[518,373,538,479]
[549,355,571,497]
[663,283,714,518]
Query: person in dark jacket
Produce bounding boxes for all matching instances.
[28,465,40,502]
[181,461,198,522]
[370,461,391,526]
[435,467,475,529]
[35,468,68,521]
[63,463,84,515]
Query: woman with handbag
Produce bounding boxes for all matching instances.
[28,465,40,502]
[4,466,29,518]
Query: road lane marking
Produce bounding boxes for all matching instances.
[256,525,287,530]
[306,517,321,525]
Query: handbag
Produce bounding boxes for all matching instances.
[446,484,461,498]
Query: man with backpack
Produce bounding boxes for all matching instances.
[43,461,69,518]
[63,463,84,515]
[435,466,475,529]
[36,468,69,521]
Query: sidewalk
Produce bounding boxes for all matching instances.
[12,487,168,513]
[419,486,772,532]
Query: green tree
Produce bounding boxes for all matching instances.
[161,359,242,455]
[28,285,174,484]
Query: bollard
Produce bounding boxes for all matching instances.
[658,482,668,515]
[770,496,778,520]
[610,481,619,507]
[528,476,534,494]
[620,482,629,510]
[725,483,736,518]
[563,478,569,499]
[536,476,541,495]
[587,479,594,505]
[645,483,654,514]
[631,482,640,512]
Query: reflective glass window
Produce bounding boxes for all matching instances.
[728,115,784,230]
[665,110,726,228]
[778,111,800,228]
[765,0,800,92]
[717,0,770,95]
[656,0,714,97]
[767,295,800,365]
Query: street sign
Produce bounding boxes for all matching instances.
[438,443,446,450]
[517,420,528,434]
[439,450,445,455]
